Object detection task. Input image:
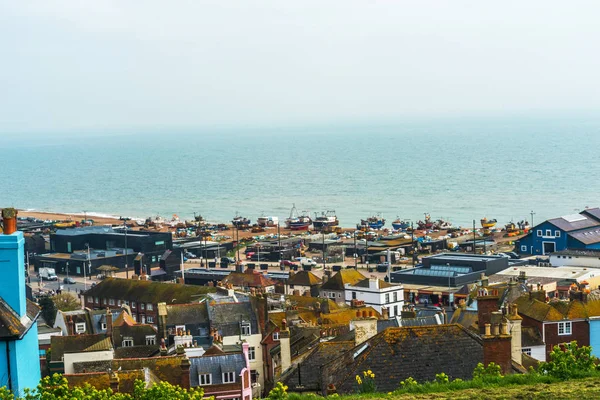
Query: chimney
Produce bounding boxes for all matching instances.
[179,354,191,389]
[157,302,168,340]
[507,304,523,365]
[1,208,17,235]
[279,327,291,373]
[482,316,512,375]
[105,308,113,337]
[353,316,378,346]
[517,271,527,283]
[476,288,500,335]
[381,307,390,320]
[400,304,416,319]
[109,370,119,392]
[480,272,489,287]
[68,316,75,335]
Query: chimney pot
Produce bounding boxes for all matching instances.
[492,323,500,336]
[484,323,491,336]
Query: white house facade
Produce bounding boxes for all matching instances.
[344,278,404,318]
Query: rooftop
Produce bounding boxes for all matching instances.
[547,214,600,232]
[320,269,367,291]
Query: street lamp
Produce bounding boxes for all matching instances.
[530,210,535,228]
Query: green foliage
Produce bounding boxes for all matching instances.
[38,295,57,326]
[434,373,449,384]
[472,362,503,380]
[0,373,204,400]
[539,341,597,380]
[400,377,418,388]
[52,293,81,312]
[355,370,376,394]
[267,382,289,400]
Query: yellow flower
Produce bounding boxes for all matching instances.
[363,371,367,377]
[367,370,372,375]
[387,392,392,396]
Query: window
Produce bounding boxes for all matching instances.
[385,293,390,303]
[94,297,99,304]
[132,301,136,308]
[248,346,256,361]
[555,231,561,237]
[67,242,72,252]
[101,323,107,331]
[394,305,398,316]
[117,300,121,306]
[132,314,137,322]
[222,372,235,383]
[393,292,398,302]
[145,335,156,345]
[141,315,146,324]
[522,348,532,356]
[175,325,186,335]
[39,349,46,358]
[521,245,527,252]
[75,323,86,334]
[147,303,153,311]
[124,300,129,306]
[537,230,542,237]
[109,298,115,306]
[147,316,154,324]
[329,292,335,298]
[546,229,552,237]
[122,338,134,347]
[352,291,357,300]
[251,370,258,383]
[241,322,251,336]
[338,293,341,298]
[198,374,212,386]
[273,331,279,341]
[141,303,145,310]
[558,321,572,335]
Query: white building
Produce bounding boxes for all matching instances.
[549,249,600,269]
[344,278,404,318]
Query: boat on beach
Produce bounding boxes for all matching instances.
[312,210,339,231]
[392,217,410,231]
[417,213,434,230]
[257,214,279,227]
[358,214,385,230]
[481,218,497,229]
[285,204,312,231]
[232,212,251,228]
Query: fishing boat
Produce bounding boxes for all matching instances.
[359,214,385,230]
[312,210,339,230]
[433,218,453,230]
[392,217,410,231]
[480,218,497,229]
[232,213,251,228]
[505,222,520,237]
[417,213,434,230]
[517,220,530,231]
[257,214,279,227]
[285,204,312,231]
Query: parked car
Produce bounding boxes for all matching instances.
[63,277,76,284]
[280,260,298,268]
[221,257,236,264]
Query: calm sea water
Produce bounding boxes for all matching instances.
[2,116,600,228]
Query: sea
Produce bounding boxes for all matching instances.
[2,115,600,228]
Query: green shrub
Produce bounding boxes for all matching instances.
[539,341,597,380]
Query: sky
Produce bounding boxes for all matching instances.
[1,1,600,135]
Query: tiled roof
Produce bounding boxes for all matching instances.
[84,278,215,304]
[222,270,276,288]
[547,215,600,232]
[569,227,600,245]
[190,353,246,387]
[321,307,380,325]
[203,345,226,356]
[350,278,394,289]
[114,346,159,359]
[320,270,367,291]
[514,296,564,322]
[326,325,483,394]
[166,302,208,326]
[51,334,113,362]
[581,208,600,222]
[113,323,158,348]
[286,295,340,312]
[0,298,39,339]
[208,302,258,337]
[449,308,478,331]
[522,326,544,347]
[288,271,321,286]
[113,310,136,327]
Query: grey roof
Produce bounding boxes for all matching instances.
[569,227,600,245]
[547,215,600,232]
[397,315,442,327]
[89,309,122,334]
[552,249,600,257]
[189,353,246,386]
[522,326,544,347]
[581,208,600,222]
[208,302,258,337]
[377,319,398,331]
[166,303,209,326]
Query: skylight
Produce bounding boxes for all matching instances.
[562,214,586,223]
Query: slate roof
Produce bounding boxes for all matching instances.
[113,323,158,348]
[0,298,40,339]
[190,353,246,386]
[320,270,367,291]
[285,295,340,312]
[114,345,159,359]
[522,326,544,347]
[84,278,215,304]
[581,208,600,222]
[514,296,564,322]
[551,248,600,257]
[450,308,479,332]
[568,227,600,245]
[397,315,442,327]
[547,215,600,232]
[89,309,122,334]
[324,325,484,394]
[51,334,113,362]
[288,271,321,287]
[222,270,276,288]
[165,302,209,326]
[321,307,380,325]
[208,302,259,337]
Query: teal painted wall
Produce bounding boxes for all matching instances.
[0,232,27,317]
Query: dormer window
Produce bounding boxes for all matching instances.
[273,331,280,341]
[222,371,235,383]
[241,322,251,336]
[75,323,86,334]
[122,337,134,347]
[199,373,212,386]
[145,335,156,345]
[101,323,107,331]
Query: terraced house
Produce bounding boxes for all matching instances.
[83,278,215,325]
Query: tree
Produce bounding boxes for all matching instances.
[52,292,81,312]
[539,341,596,380]
[38,295,57,326]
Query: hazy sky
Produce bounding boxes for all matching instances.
[1,1,600,134]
